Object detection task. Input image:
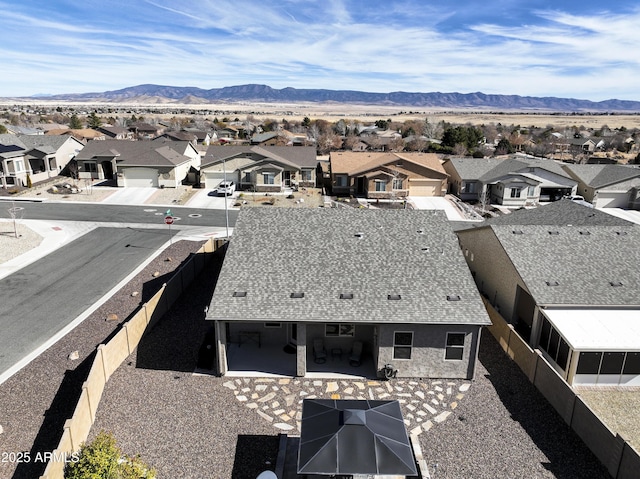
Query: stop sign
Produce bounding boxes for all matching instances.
[164,215,174,225]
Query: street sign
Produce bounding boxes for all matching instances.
[164,215,174,225]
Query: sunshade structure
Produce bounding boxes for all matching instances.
[298,399,418,476]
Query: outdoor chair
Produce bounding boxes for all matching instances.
[313,338,327,364]
[349,340,363,366]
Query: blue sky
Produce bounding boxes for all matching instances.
[1,0,639,100]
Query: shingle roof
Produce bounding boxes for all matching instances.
[331,152,444,177]
[202,145,317,169]
[490,224,640,306]
[563,164,640,189]
[75,139,191,167]
[207,208,490,326]
[446,157,502,179]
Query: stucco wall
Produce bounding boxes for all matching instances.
[377,323,481,379]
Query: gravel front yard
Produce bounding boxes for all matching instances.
[87,251,610,479]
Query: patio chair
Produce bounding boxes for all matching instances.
[313,339,327,364]
[349,340,363,367]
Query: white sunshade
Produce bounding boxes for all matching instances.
[542,309,640,351]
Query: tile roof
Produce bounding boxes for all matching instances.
[207,208,490,326]
[490,224,640,306]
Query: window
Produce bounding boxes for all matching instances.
[392,178,403,190]
[393,332,413,360]
[325,323,355,337]
[510,187,522,198]
[445,333,465,360]
[243,172,251,182]
[600,352,625,375]
[623,352,640,374]
[375,180,386,192]
[335,175,348,187]
[301,169,312,181]
[465,182,477,194]
[263,172,275,184]
[576,352,602,375]
[527,186,536,197]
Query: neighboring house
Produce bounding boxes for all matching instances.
[216,126,241,141]
[329,152,448,198]
[128,122,162,140]
[569,137,596,154]
[200,145,318,191]
[562,164,640,209]
[96,126,135,140]
[0,134,84,187]
[182,128,213,146]
[74,139,200,187]
[443,155,577,207]
[250,131,288,146]
[456,201,640,386]
[45,128,106,142]
[157,130,199,145]
[206,208,491,379]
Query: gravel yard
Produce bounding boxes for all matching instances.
[0,222,42,263]
[86,251,609,479]
[0,239,206,479]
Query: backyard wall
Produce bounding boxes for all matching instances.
[39,238,224,479]
[484,299,640,479]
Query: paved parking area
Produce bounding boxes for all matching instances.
[185,188,240,209]
[100,187,156,204]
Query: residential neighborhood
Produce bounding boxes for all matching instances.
[1,106,639,479]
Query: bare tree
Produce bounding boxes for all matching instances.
[453,143,468,156]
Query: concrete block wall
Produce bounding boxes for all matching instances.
[39,238,218,479]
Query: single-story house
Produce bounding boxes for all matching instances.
[0,134,84,187]
[206,207,491,379]
[74,139,200,187]
[96,126,135,140]
[200,145,318,191]
[329,152,449,198]
[456,202,640,386]
[444,155,577,206]
[562,164,640,209]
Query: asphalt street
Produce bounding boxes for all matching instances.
[0,201,239,227]
[0,227,171,380]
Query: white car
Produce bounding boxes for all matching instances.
[215,181,235,196]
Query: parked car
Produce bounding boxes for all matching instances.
[215,181,235,196]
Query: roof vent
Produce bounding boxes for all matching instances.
[417,228,425,234]
[512,230,524,235]
[421,247,430,252]
[290,292,305,298]
[339,293,354,299]
[545,281,559,286]
[548,231,559,235]
[609,281,623,287]
[616,231,628,236]
[446,295,461,301]
[579,231,590,235]
[387,294,401,300]
[232,291,247,297]
[354,232,364,239]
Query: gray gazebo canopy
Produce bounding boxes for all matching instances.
[297,399,418,476]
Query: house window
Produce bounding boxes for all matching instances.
[465,182,477,194]
[301,169,312,181]
[445,333,465,360]
[84,162,97,173]
[325,323,355,337]
[335,175,348,187]
[243,172,251,182]
[393,331,413,360]
[538,317,570,371]
[510,187,522,198]
[527,186,535,196]
[392,178,403,190]
[375,180,386,192]
[263,172,275,184]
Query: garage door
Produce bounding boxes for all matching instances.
[408,179,441,197]
[594,192,629,208]
[123,168,158,187]
[204,172,226,189]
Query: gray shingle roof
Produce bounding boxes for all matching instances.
[207,208,490,326]
[75,139,191,167]
[202,145,317,169]
[491,224,640,306]
[563,164,640,189]
[446,157,502,179]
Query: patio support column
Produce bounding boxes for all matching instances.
[296,323,307,377]
[214,320,228,376]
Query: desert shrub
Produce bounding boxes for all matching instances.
[65,430,155,479]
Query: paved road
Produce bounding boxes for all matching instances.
[0,227,170,380]
[0,201,239,227]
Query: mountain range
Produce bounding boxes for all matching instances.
[22,84,640,112]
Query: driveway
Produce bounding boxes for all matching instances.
[101,187,156,205]
[409,195,466,220]
[185,188,241,210]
